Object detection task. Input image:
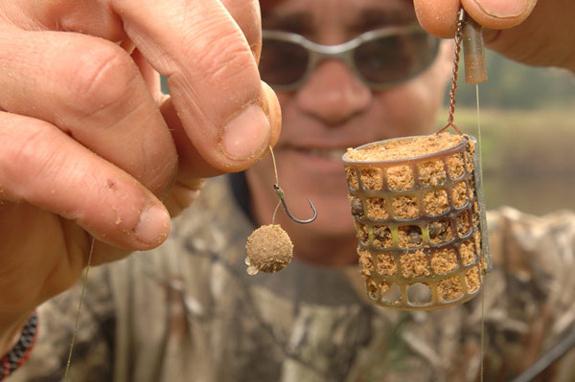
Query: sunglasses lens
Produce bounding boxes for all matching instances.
[354,32,438,84]
[260,38,309,87]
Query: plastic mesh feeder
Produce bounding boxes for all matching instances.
[343,132,489,311]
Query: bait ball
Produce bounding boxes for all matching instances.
[245,224,294,274]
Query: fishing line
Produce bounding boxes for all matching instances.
[63,236,95,381]
[476,82,487,382]
[269,146,282,224]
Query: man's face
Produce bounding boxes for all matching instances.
[247,0,451,263]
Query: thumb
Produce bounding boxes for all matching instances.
[462,0,538,29]
[414,0,537,38]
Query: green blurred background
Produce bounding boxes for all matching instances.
[444,51,575,215]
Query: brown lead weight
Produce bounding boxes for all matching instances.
[343,132,489,311]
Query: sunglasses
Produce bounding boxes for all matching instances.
[260,24,441,91]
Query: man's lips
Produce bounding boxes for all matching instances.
[285,146,349,161]
[279,138,378,162]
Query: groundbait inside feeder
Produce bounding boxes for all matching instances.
[343,133,489,311]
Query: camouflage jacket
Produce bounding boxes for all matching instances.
[9,176,575,382]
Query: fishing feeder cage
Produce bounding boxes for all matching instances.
[343,133,489,310]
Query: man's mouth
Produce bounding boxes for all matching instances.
[287,146,349,161]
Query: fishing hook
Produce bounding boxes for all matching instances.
[273,184,317,224]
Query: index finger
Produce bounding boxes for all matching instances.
[110,0,275,172]
[414,0,538,37]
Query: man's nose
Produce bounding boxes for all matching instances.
[295,60,372,126]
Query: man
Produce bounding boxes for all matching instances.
[1,0,574,381]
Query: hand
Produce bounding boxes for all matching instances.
[414,0,575,71]
[0,0,281,349]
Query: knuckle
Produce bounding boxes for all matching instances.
[67,44,138,117]
[221,0,262,57]
[0,120,71,203]
[6,124,62,184]
[190,30,259,87]
[140,148,178,194]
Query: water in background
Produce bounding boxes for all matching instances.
[442,49,575,217]
[484,175,575,215]
[451,107,575,216]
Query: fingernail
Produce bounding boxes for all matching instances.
[223,104,271,161]
[135,204,171,246]
[473,0,529,18]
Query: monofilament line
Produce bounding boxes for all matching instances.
[475,83,486,382]
[63,236,95,381]
[269,146,281,224]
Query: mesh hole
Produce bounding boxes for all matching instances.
[354,222,369,244]
[398,225,423,248]
[386,165,414,191]
[423,189,449,216]
[366,279,390,301]
[392,196,419,219]
[459,240,477,266]
[358,249,374,277]
[446,153,466,179]
[437,276,464,302]
[474,232,481,255]
[360,168,383,190]
[418,160,447,187]
[365,198,388,220]
[428,219,454,245]
[465,266,481,293]
[372,225,393,249]
[408,283,432,305]
[456,211,472,237]
[376,253,397,276]
[400,250,431,278]
[345,167,359,191]
[452,181,469,209]
[464,150,474,173]
[381,283,401,304]
[350,197,364,218]
[472,201,480,227]
[431,248,459,274]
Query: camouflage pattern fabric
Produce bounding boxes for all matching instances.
[10,177,575,382]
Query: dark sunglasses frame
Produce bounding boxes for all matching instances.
[261,24,441,91]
